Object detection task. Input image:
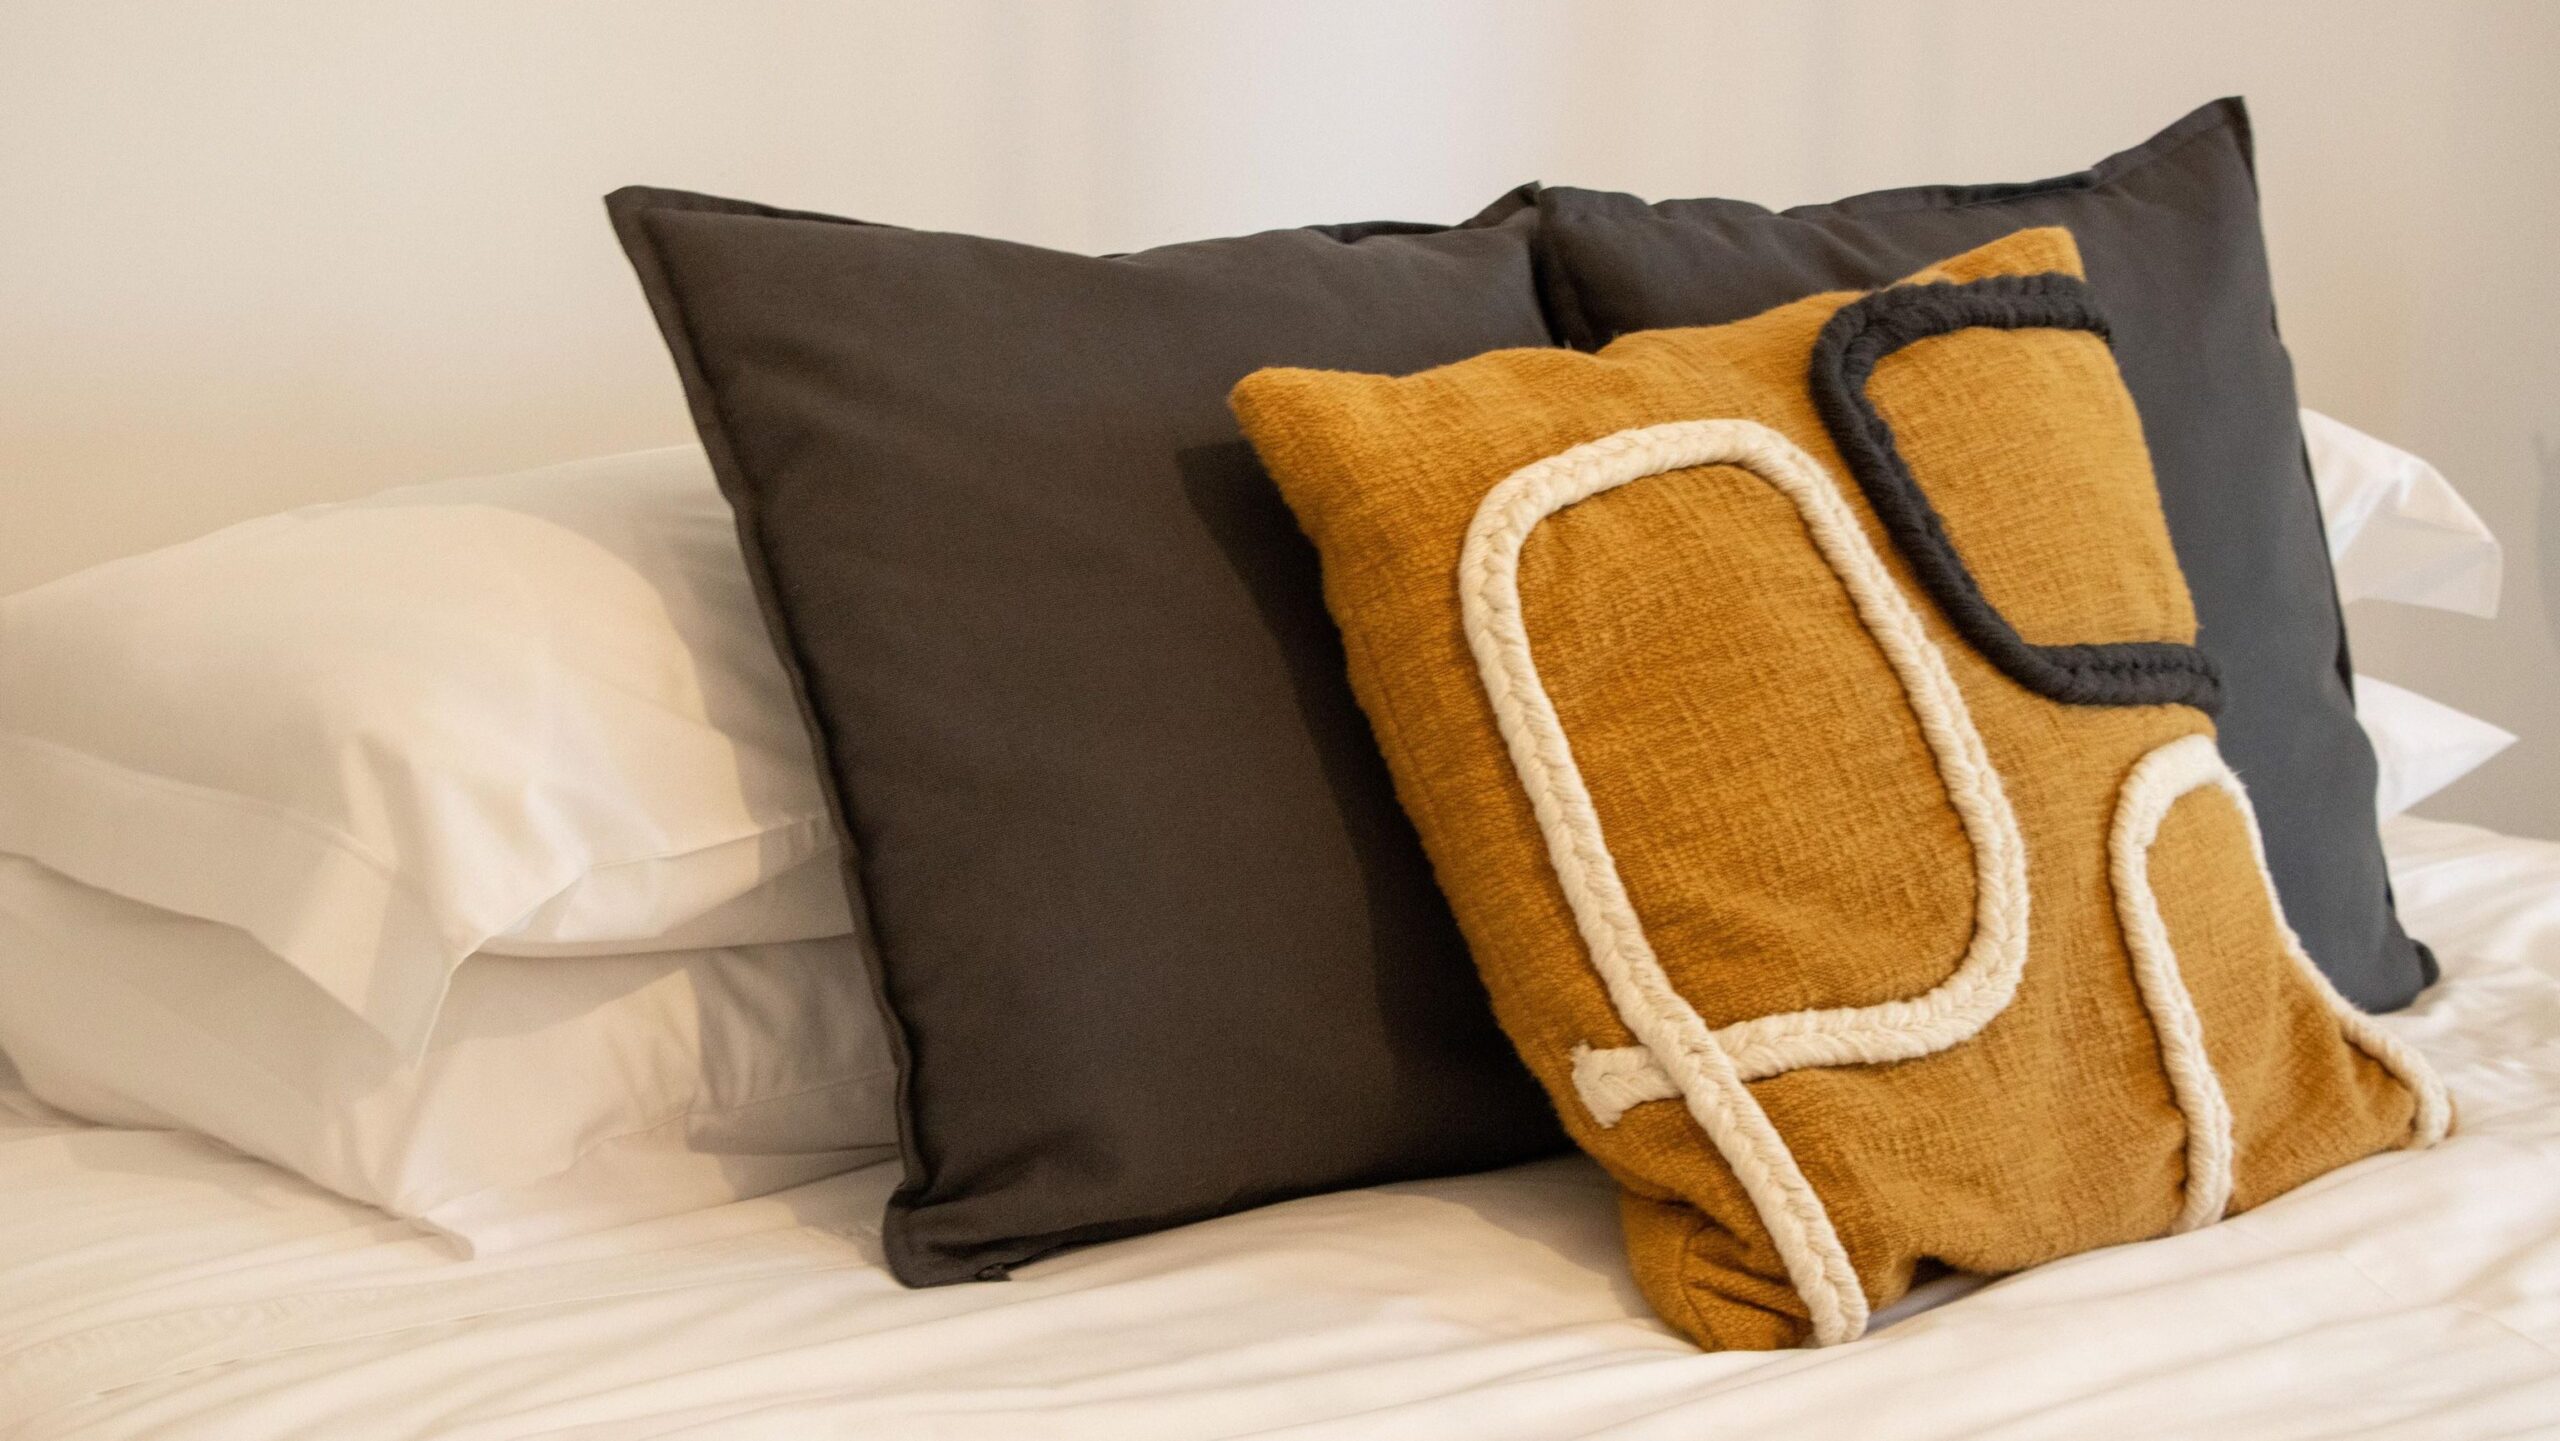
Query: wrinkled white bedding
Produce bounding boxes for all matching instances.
[4,814,2557,1439]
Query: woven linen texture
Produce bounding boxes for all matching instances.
[1230,227,2442,1350]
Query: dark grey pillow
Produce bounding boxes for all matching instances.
[1528,98,2434,1013]
[608,187,1566,1285]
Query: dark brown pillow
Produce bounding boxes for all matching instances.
[1527,99,2433,1013]
[609,187,1566,1285]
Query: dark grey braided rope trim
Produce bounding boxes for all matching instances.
[1809,272,2223,714]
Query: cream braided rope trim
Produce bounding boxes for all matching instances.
[2107,735,2242,1232]
[2110,735,2452,1229]
[1460,418,2033,1349]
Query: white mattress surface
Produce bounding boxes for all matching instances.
[3,814,2557,1439]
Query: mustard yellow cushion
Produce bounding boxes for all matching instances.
[1229,228,2449,1351]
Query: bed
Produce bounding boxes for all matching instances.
[3,811,2552,1440]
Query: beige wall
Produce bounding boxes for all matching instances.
[3,0,2554,833]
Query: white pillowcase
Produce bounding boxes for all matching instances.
[2356,674,2518,820]
[2303,408,2502,618]
[2303,410,2515,818]
[0,446,848,1054]
[0,854,894,1254]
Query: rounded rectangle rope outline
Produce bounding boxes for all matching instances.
[1461,419,2451,1347]
[1808,272,2225,714]
[1458,417,2036,1346]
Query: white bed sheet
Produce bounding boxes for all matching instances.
[4,814,2557,1439]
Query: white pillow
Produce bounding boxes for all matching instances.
[0,446,848,1054]
[2301,413,2513,815]
[2355,673,2517,820]
[2303,408,2502,617]
[0,854,894,1254]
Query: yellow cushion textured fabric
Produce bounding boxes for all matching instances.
[1229,228,2449,1351]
